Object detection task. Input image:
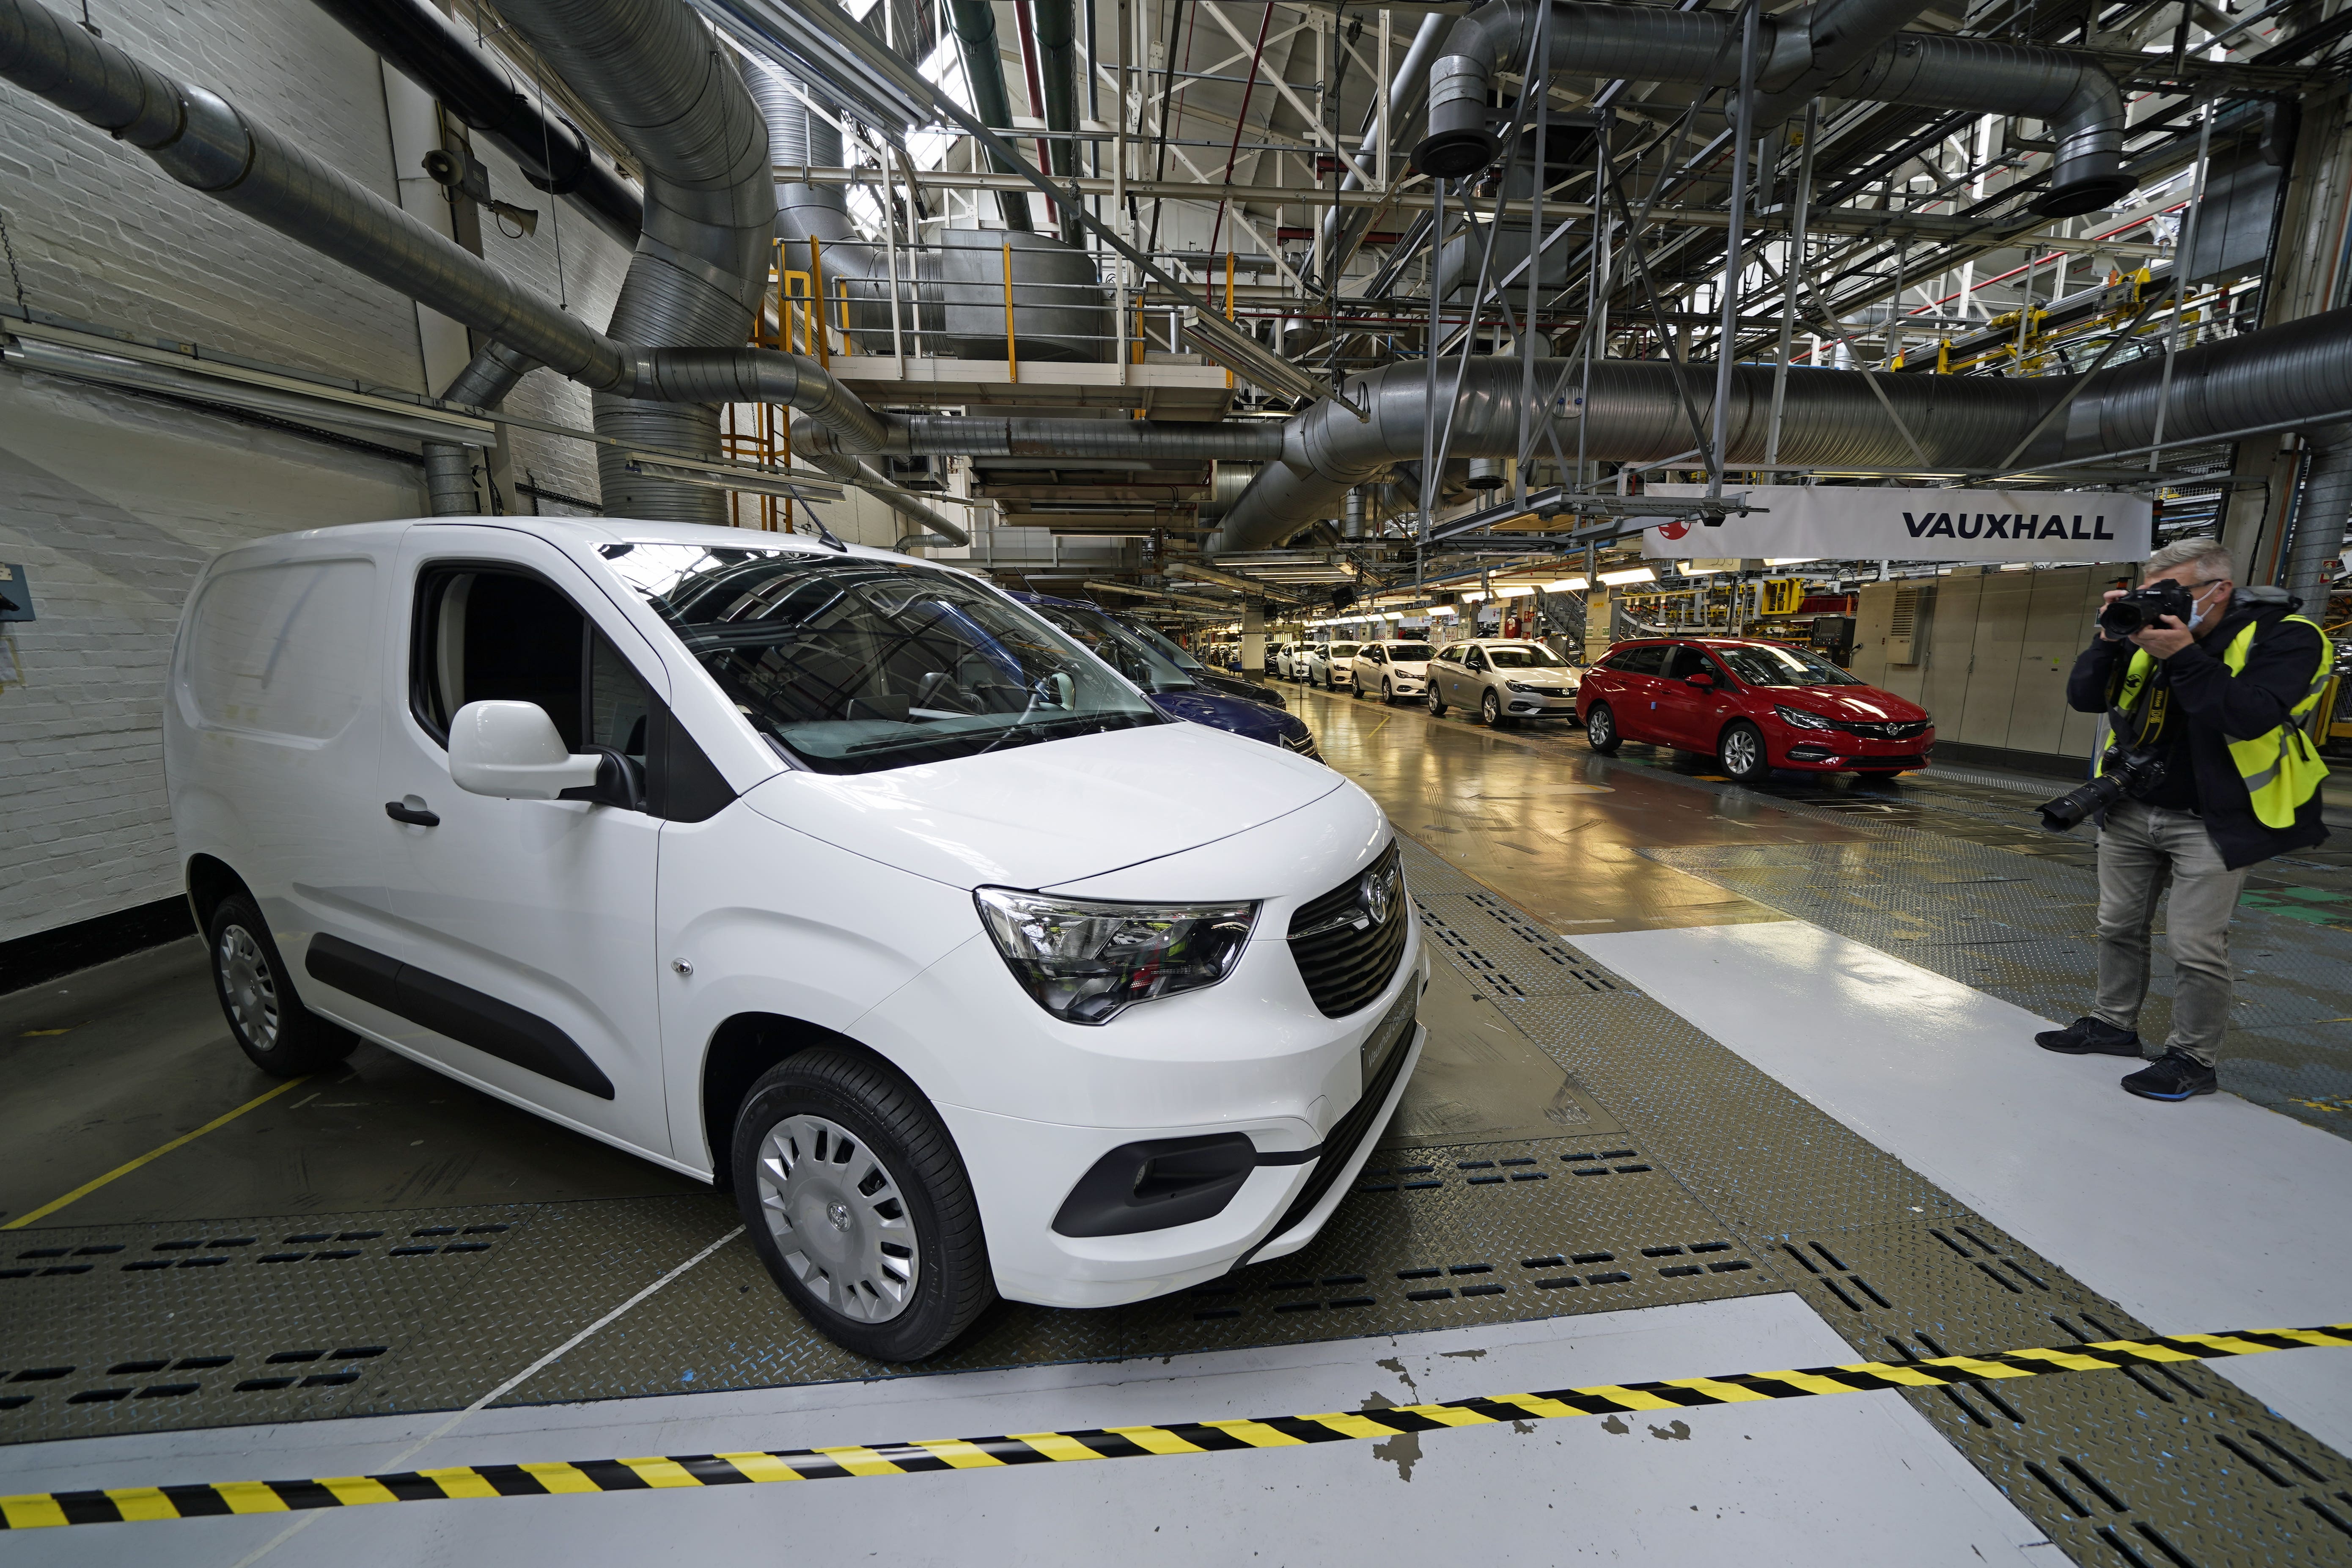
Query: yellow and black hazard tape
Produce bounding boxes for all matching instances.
[5,1321,2347,1530]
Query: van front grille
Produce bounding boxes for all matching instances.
[1286,842,1408,1019]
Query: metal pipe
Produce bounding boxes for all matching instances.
[1418,1,2132,217]
[1206,302,2352,552]
[308,0,642,247]
[1709,0,1759,502]
[424,341,538,515]
[1031,0,1081,245]
[494,0,777,523]
[1313,11,1452,285]
[2283,425,2352,608]
[947,0,1035,231]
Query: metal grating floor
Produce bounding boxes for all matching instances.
[4,832,2349,1563]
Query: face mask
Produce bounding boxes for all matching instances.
[2186,581,2224,631]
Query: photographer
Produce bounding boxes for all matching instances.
[2036,538,2330,1100]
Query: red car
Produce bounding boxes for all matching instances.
[1576,638,1933,784]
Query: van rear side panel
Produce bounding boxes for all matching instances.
[166,528,409,998]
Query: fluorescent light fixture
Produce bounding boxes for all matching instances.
[1597,566,1657,586]
[1494,584,1536,597]
[1764,557,1819,567]
[1543,577,1589,592]
[1429,605,1458,617]
[1458,590,1486,601]
[1679,560,1733,576]
[1384,611,1406,619]
[4,333,497,446]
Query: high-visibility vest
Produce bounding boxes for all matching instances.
[2105,615,2331,828]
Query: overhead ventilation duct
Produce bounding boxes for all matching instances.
[492,0,777,524]
[946,0,1033,232]
[424,341,538,515]
[308,0,643,246]
[1314,11,1454,287]
[0,0,895,516]
[1417,0,2131,217]
[1030,0,1081,246]
[748,58,1108,365]
[2283,426,2352,611]
[1204,304,2352,555]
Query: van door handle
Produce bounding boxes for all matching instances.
[384,801,440,827]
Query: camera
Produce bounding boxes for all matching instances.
[2097,580,2193,637]
[2036,748,2167,832]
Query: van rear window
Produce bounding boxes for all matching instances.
[182,559,376,740]
[598,545,1164,774]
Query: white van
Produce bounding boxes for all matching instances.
[164,518,1425,1360]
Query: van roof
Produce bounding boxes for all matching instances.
[217,515,964,573]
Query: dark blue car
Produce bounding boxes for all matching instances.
[1012,593,1321,761]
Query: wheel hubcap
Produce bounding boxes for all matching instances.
[755,1114,919,1324]
[1726,730,1758,772]
[217,925,280,1051]
[1592,711,1611,743]
[1484,694,1499,722]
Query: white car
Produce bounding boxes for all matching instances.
[1349,639,1436,704]
[1427,638,1583,726]
[164,517,1426,1362]
[1302,642,1359,689]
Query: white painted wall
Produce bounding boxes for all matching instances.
[0,0,641,944]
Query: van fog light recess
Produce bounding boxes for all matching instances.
[1052,1133,1260,1236]
[975,889,1258,1024]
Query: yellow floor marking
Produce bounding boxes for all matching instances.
[1569,1385,1684,1412]
[2268,1329,2352,1349]
[1492,1394,1590,1420]
[20,1027,71,1037]
[1756,1370,1885,1397]
[1008,1432,1105,1462]
[615,1458,703,1488]
[101,1488,181,1522]
[2006,1347,2130,1373]
[905,1440,1004,1470]
[1302,1412,1410,1440]
[1198,1419,1307,1447]
[1,1493,70,1529]
[517,1462,608,1494]
[416,1467,502,1500]
[1836,1362,1947,1387]
[2,1074,310,1230]
[1396,1403,1498,1428]
[1924,1356,2039,1381]
[1664,1377,1774,1403]
[1101,1425,1206,1455]
[812,1445,907,1476]
[2167,1333,2287,1357]
[318,1476,402,1506]
[212,1480,291,1514]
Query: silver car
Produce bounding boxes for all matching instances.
[1427,638,1583,726]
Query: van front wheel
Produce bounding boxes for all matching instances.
[733,1048,993,1362]
[206,896,357,1076]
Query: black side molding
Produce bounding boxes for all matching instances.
[305,934,616,1100]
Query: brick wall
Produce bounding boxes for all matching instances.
[0,0,644,945]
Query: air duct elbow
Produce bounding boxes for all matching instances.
[630,349,890,451]
[1415,53,1497,178]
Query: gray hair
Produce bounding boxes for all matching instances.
[2145,536,2237,581]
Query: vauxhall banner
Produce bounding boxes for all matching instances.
[1639,485,2152,563]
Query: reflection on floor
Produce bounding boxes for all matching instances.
[2,676,2349,1564]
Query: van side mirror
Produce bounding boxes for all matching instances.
[447,700,604,800]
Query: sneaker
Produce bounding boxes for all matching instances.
[2035,1016,2143,1057]
[2121,1050,2218,1101]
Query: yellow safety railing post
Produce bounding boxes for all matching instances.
[1002,242,1018,382]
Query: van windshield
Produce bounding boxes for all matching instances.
[599,544,1164,773]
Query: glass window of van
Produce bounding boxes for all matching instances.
[598,545,1163,773]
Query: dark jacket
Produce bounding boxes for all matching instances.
[2066,586,2329,869]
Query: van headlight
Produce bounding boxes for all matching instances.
[975,889,1259,1024]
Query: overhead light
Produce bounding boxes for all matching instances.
[4,331,497,446]
[1494,584,1536,598]
[1764,557,1819,567]
[1543,577,1589,592]
[1598,566,1658,586]
[1384,611,1406,619]
[1679,560,1737,576]
[1458,590,1486,601]
[1428,605,1458,616]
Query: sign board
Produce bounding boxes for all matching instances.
[0,564,33,622]
[1640,486,2152,564]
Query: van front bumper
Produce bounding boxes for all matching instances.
[905,943,1429,1310]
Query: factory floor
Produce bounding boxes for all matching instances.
[2,681,2349,1566]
